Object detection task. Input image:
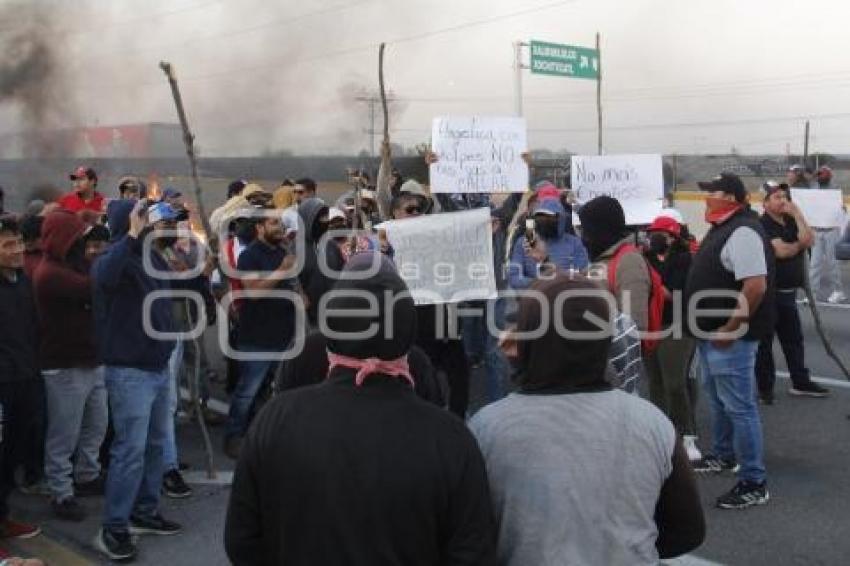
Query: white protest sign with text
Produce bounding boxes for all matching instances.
[571,154,664,225]
[790,188,845,228]
[430,116,528,193]
[381,208,497,305]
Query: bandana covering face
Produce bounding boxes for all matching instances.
[704,198,744,224]
[327,351,414,387]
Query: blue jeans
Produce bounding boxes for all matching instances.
[697,339,766,484]
[103,366,172,531]
[163,341,183,472]
[483,297,510,403]
[226,358,278,439]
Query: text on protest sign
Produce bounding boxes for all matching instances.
[429,116,529,194]
[381,208,497,305]
[571,154,664,225]
[790,188,845,228]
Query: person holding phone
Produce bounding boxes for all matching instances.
[508,198,589,289]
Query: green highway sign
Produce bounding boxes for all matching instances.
[529,40,599,79]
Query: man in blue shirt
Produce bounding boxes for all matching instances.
[225,210,297,459]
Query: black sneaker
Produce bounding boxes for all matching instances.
[75,474,106,497]
[716,481,770,509]
[693,454,739,474]
[129,513,182,536]
[51,497,86,522]
[162,469,192,499]
[758,391,775,405]
[789,381,830,398]
[94,528,137,561]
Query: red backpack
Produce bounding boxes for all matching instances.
[607,243,667,354]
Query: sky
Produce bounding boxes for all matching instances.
[2,0,850,157]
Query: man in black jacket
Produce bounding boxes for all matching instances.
[0,214,42,544]
[685,173,774,510]
[225,253,496,565]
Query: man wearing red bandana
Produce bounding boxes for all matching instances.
[684,173,775,510]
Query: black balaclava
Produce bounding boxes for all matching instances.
[516,275,613,393]
[324,252,416,361]
[578,196,628,261]
[534,215,559,239]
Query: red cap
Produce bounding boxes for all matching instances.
[536,186,562,201]
[647,215,681,238]
[69,166,88,180]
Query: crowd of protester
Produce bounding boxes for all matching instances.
[0,157,842,564]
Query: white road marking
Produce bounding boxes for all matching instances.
[664,555,726,565]
[776,371,850,389]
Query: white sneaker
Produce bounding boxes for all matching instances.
[683,435,702,462]
[827,291,846,304]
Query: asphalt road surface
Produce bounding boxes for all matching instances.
[6,299,850,565]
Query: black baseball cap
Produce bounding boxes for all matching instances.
[762,180,790,198]
[698,172,748,203]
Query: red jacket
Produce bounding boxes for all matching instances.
[32,210,98,369]
[57,190,105,213]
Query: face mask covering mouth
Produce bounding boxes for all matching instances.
[704,197,743,224]
[648,232,670,255]
[534,217,558,239]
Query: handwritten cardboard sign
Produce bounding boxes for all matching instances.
[429,116,528,193]
[381,208,497,305]
[571,154,664,225]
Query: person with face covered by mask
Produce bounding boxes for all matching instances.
[508,198,588,289]
[579,196,653,334]
[684,172,774,509]
[32,210,108,522]
[643,215,701,463]
[470,275,704,565]
[225,253,496,566]
[297,197,344,326]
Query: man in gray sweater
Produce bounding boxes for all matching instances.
[470,275,704,566]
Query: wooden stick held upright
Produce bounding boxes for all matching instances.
[159,61,213,243]
[159,61,218,479]
[375,43,393,220]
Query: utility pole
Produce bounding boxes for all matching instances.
[596,32,602,155]
[513,41,527,117]
[355,95,379,157]
[356,93,397,159]
[803,120,810,170]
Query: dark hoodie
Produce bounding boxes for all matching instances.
[0,270,39,383]
[297,197,344,323]
[225,254,496,566]
[33,210,98,369]
[509,198,589,289]
[92,200,174,372]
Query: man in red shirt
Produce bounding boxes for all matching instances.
[57,167,105,213]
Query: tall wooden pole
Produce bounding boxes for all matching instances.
[803,120,810,170]
[596,32,602,155]
[159,61,217,480]
[375,43,394,221]
[159,62,212,242]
